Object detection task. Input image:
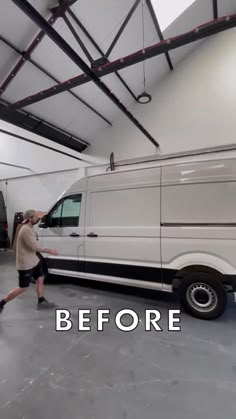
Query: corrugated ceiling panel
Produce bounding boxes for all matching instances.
[0,43,19,85]
[31,17,99,82]
[98,73,135,105]
[24,89,107,141]
[2,61,55,103]
[0,0,50,49]
[70,0,135,53]
[72,81,124,126]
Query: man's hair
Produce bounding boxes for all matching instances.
[22,209,36,224]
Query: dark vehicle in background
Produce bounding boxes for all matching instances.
[0,191,10,250]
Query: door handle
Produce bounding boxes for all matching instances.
[70,233,80,237]
[87,233,98,237]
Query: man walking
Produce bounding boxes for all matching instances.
[0,209,58,314]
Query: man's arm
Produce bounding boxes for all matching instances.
[22,228,57,255]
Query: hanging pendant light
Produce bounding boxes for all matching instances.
[138,0,152,104]
[137,91,152,103]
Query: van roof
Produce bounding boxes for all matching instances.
[91,143,236,174]
[110,143,236,167]
[63,143,236,196]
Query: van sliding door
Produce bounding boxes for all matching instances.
[84,168,162,287]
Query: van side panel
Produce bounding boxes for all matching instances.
[84,168,162,283]
[161,158,236,275]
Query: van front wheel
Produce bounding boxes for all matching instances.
[178,272,227,320]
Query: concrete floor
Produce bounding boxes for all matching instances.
[1,251,236,419]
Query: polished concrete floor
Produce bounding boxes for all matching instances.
[1,250,236,419]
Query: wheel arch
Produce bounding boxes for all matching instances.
[172,264,232,291]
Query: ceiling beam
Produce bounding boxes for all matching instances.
[0,99,89,153]
[11,0,159,149]
[0,35,111,126]
[115,72,137,101]
[50,0,78,14]
[146,0,173,71]
[213,0,218,19]
[67,9,105,56]
[0,0,77,96]
[63,14,94,63]
[105,0,141,58]
[67,8,138,101]
[2,12,236,114]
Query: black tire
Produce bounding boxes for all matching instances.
[177,272,227,320]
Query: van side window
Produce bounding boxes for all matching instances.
[50,202,63,226]
[49,195,82,227]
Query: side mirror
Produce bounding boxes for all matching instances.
[39,214,49,229]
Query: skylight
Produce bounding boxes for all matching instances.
[151,0,197,31]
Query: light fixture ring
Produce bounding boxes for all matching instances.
[137,91,152,104]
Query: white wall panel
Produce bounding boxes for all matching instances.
[218,0,236,17]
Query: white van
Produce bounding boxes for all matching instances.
[37,145,236,320]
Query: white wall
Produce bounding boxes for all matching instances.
[86,28,236,160]
[0,168,85,242]
[0,120,108,239]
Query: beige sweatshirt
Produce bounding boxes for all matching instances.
[16,224,42,270]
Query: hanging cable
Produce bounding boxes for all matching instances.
[137,0,152,104]
[142,0,146,91]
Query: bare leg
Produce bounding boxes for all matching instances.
[3,287,27,303]
[35,276,44,299]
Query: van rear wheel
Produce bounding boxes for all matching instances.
[178,272,227,320]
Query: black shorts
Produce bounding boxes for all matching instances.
[18,261,44,288]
